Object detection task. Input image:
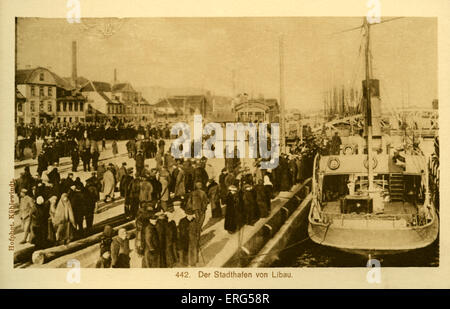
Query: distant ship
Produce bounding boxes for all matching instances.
[307,18,439,256]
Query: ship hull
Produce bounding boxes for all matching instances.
[308,210,439,257]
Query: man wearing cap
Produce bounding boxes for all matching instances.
[19,188,34,244]
[177,208,199,267]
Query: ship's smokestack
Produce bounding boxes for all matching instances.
[72,41,77,87]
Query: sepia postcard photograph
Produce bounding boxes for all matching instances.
[0,0,449,290]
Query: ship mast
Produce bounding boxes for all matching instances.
[364,18,374,191]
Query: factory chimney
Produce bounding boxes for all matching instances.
[72,41,77,87]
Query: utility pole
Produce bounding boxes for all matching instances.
[279,35,286,153]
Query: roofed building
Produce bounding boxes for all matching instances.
[234,98,280,123]
[15,66,78,125]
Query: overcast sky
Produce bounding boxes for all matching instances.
[17,17,437,111]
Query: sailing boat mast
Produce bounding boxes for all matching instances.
[364,18,374,191]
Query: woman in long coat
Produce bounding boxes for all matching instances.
[102,167,116,202]
[53,193,76,245]
[242,184,259,225]
[224,186,242,233]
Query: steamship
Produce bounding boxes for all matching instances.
[307,19,439,256]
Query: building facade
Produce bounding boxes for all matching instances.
[15,67,61,125]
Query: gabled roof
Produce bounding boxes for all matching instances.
[92,81,111,92]
[80,80,112,93]
[112,83,135,92]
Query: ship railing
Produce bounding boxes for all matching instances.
[319,211,429,228]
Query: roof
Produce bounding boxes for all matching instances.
[16,67,73,89]
[112,83,135,92]
[92,81,111,92]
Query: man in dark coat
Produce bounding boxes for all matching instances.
[69,185,86,236]
[193,162,209,190]
[29,196,49,249]
[177,208,199,267]
[120,167,134,199]
[330,132,342,155]
[255,180,269,218]
[218,168,228,206]
[155,212,168,267]
[278,155,292,191]
[165,211,178,268]
[81,147,91,172]
[242,183,259,225]
[207,180,222,218]
[60,173,75,195]
[91,149,100,171]
[47,167,60,187]
[135,150,145,177]
[37,151,48,177]
[71,148,80,172]
[143,214,160,268]
[126,176,141,219]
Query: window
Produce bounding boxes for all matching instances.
[69,117,72,123]
[74,102,78,111]
[75,117,78,122]
[39,86,44,97]
[39,73,44,81]
[47,102,52,112]
[39,101,44,112]
[63,102,67,112]
[63,117,66,123]
[56,102,60,112]
[69,102,73,111]
[48,87,52,97]
[17,103,22,112]
[31,86,35,96]
[30,101,35,112]
[80,102,84,112]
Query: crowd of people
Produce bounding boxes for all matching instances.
[14,125,320,268]
[15,121,173,161]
